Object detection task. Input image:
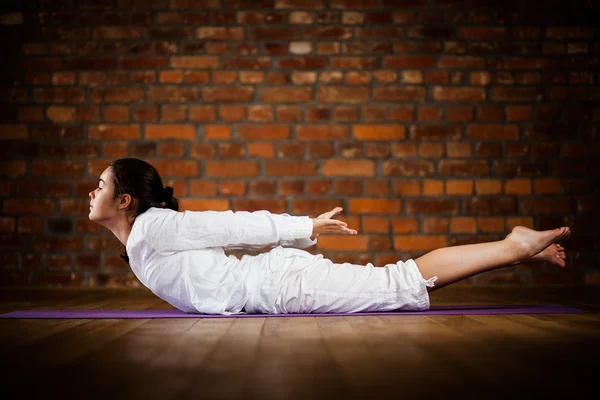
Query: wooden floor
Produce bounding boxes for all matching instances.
[0,286,599,400]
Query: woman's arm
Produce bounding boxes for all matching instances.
[149,209,314,254]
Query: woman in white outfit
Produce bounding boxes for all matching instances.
[88,158,570,315]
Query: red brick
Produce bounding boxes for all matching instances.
[206,161,258,177]
[91,87,144,103]
[160,104,188,122]
[423,180,443,196]
[387,106,413,122]
[89,125,140,140]
[318,86,370,103]
[390,217,418,234]
[317,236,369,251]
[234,199,286,214]
[394,236,447,252]
[266,161,317,176]
[534,178,563,194]
[277,106,301,122]
[133,106,157,122]
[51,72,76,86]
[190,105,216,122]
[274,0,324,8]
[240,72,265,84]
[159,141,186,157]
[104,106,129,122]
[478,217,505,233]
[0,161,27,178]
[426,70,449,84]
[191,143,215,158]
[505,178,531,195]
[356,27,404,39]
[416,106,440,123]
[407,199,459,214]
[46,106,99,122]
[279,56,328,69]
[204,125,231,140]
[446,142,471,158]
[26,72,50,85]
[384,56,435,68]
[330,0,377,8]
[248,143,275,158]
[220,105,246,121]
[147,87,199,102]
[349,199,401,214]
[222,57,271,70]
[374,86,426,102]
[546,27,594,39]
[0,124,28,139]
[184,71,210,83]
[196,27,244,39]
[423,217,448,234]
[158,71,183,83]
[353,125,406,140]
[492,87,543,102]
[183,199,229,212]
[252,26,301,40]
[509,142,533,157]
[170,56,220,69]
[451,217,477,233]
[459,27,507,39]
[433,86,485,102]
[219,181,246,196]
[146,124,195,140]
[438,56,486,69]
[360,106,385,122]
[383,161,434,176]
[390,143,415,159]
[277,180,303,196]
[249,180,276,196]
[473,180,500,196]
[521,198,572,214]
[203,87,254,102]
[347,72,372,86]
[446,106,473,122]
[261,87,312,102]
[218,142,246,159]
[34,88,84,104]
[19,107,45,121]
[438,160,489,176]
[306,107,331,122]
[446,179,473,195]
[119,57,168,69]
[132,71,156,83]
[467,125,519,140]
[418,143,444,158]
[93,27,141,39]
[373,70,397,83]
[239,125,290,140]
[410,126,461,140]
[322,160,375,176]
[277,143,304,159]
[333,106,359,121]
[296,125,349,140]
[470,72,491,85]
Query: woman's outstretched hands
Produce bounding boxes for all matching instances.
[310,207,358,240]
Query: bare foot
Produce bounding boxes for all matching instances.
[529,243,567,267]
[505,225,570,259]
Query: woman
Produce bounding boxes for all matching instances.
[89,158,569,315]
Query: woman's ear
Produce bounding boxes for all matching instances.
[118,193,132,210]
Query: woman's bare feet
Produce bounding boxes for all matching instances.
[529,243,567,267]
[505,225,570,260]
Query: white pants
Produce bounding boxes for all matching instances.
[241,246,438,314]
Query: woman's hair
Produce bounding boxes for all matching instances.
[109,158,180,265]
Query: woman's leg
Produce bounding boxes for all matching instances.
[414,225,570,292]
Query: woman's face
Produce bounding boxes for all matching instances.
[88,167,120,224]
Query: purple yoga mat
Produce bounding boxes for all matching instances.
[0,304,585,319]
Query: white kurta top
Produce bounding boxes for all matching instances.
[125,207,316,314]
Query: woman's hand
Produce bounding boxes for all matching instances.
[311,207,357,240]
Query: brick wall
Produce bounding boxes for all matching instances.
[0,0,598,288]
